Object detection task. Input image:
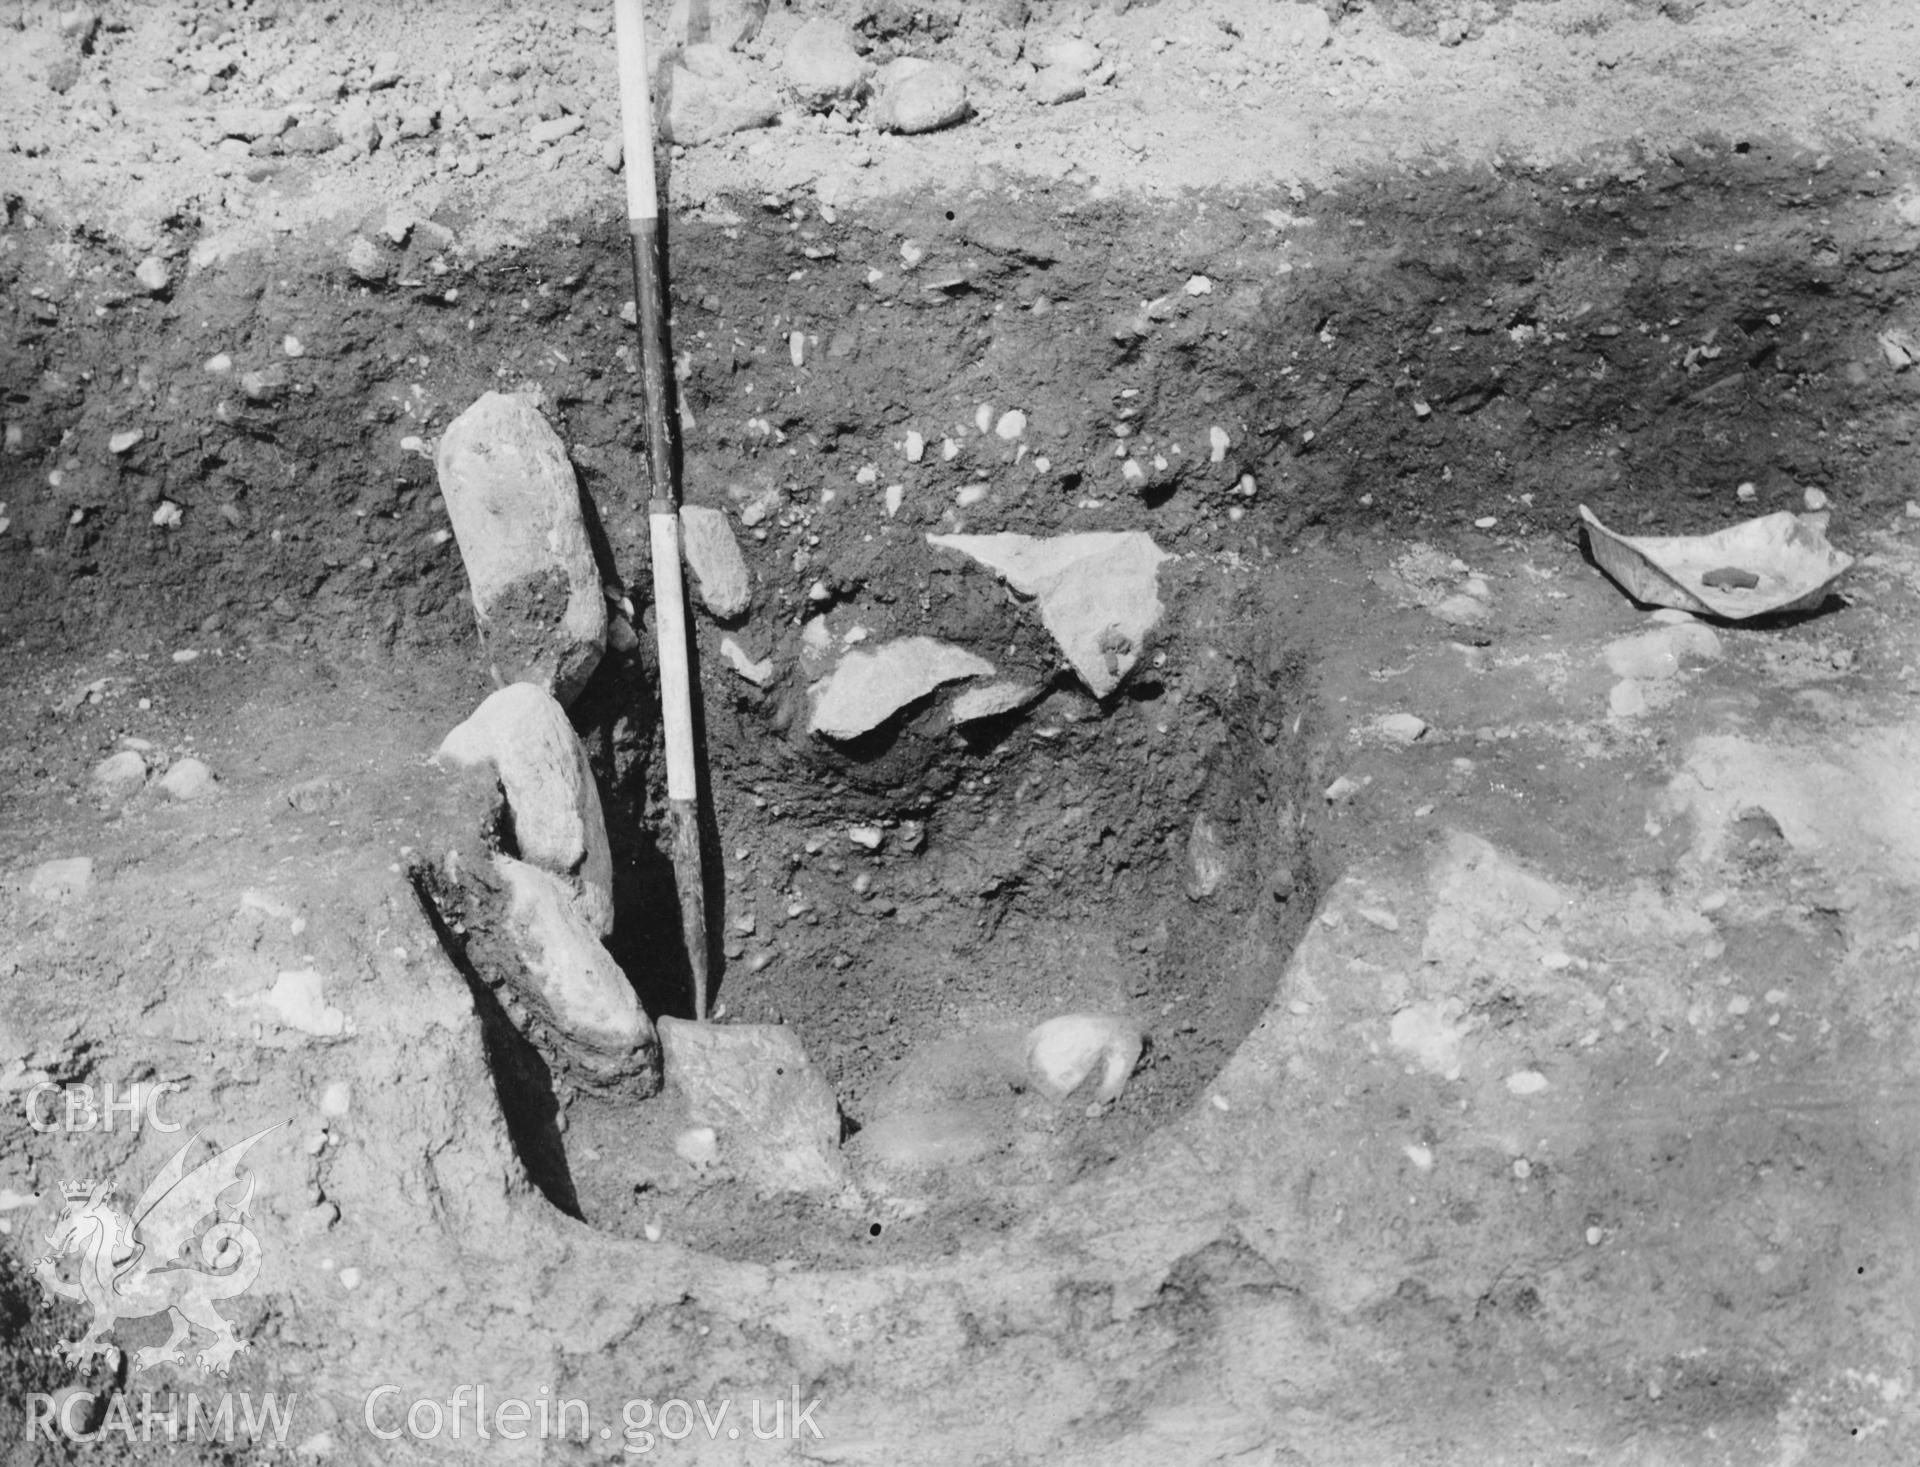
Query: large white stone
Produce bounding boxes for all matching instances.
[782,18,868,109]
[435,392,607,705]
[493,855,660,1093]
[808,636,993,739]
[1024,1014,1147,1104]
[438,684,613,935]
[658,1018,847,1193]
[679,504,751,619]
[927,531,1170,697]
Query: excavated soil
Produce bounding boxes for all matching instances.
[8,0,1920,1462]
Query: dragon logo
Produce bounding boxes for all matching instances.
[34,1126,279,1376]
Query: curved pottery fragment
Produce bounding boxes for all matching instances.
[1579,504,1853,620]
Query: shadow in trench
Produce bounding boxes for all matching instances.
[408,875,582,1220]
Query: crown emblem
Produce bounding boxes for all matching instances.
[61,1178,103,1202]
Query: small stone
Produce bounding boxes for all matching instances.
[1031,65,1087,106]
[91,749,149,800]
[1379,713,1429,744]
[1505,1070,1550,1096]
[674,1125,719,1169]
[869,58,970,135]
[720,637,774,686]
[1184,274,1213,296]
[600,136,623,171]
[151,501,183,528]
[1512,1158,1533,1180]
[903,430,926,462]
[1430,593,1490,627]
[28,857,93,901]
[884,484,905,517]
[530,114,584,146]
[1025,1014,1147,1103]
[282,122,341,155]
[1474,515,1498,529]
[367,51,403,89]
[994,409,1027,441]
[1358,907,1399,932]
[344,236,389,284]
[847,825,884,850]
[1736,481,1758,502]
[1608,680,1647,717]
[679,505,752,619]
[660,47,780,145]
[241,369,289,403]
[157,757,218,802]
[108,429,143,455]
[214,107,294,141]
[1209,425,1230,462]
[783,19,868,110]
[1803,487,1830,511]
[1324,775,1361,803]
[134,257,170,295]
[282,335,305,358]
[789,330,806,367]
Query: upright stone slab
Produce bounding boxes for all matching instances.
[437,683,613,935]
[658,1018,847,1194]
[927,531,1170,697]
[436,392,607,706]
[493,855,661,1096]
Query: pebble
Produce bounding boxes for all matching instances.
[782,18,868,109]
[1184,275,1213,296]
[108,429,143,455]
[345,236,389,283]
[903,431,925,462]
[1379,712,1429,744]
[92,749,149,799]
[1586,1226,1603,1246]
[1042,37,1101,73]
[283,334,305,357]
[1031,65,1088,106]
[1474,515,1498,529]
[1209,426,1230,462]
[679,505,752,619]
[1505,1070,1550,1096]
[1736,481,1758,502]
[529,114,584,146]
[1324,775,1361,803]
[1512,1158,1533,1180]
[157,757,218,802]
[28,857,93,902]
[994,409,1027,441]
[134,257,170,295]
[337,1266,362,1291]
[1803,487,1830,511]
[870,58,970,135]
[204,353,232,374]
[884,484,905,517]
[847,825,884,850]
[808,636,994,739]
[1025,1014,1147,1103]
[151,501,182,528]
[789,331,806,367]
[674,1126,719,1169]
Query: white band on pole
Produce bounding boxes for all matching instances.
[613,0,660,225]
[649,510,699,802]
